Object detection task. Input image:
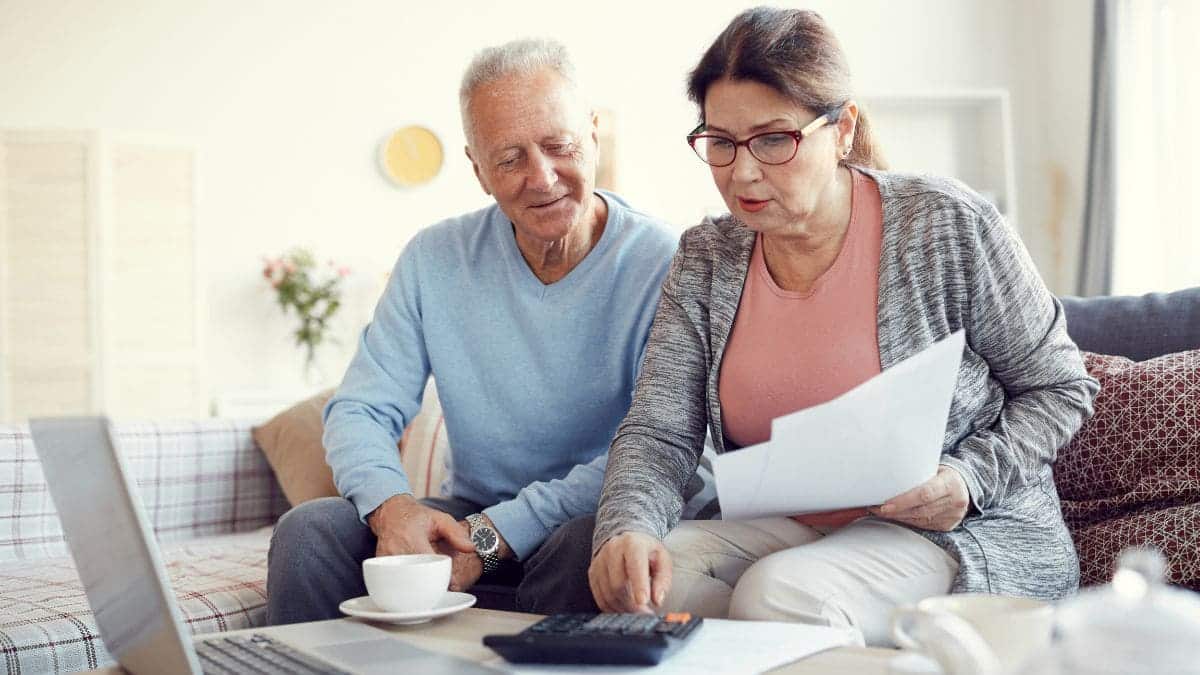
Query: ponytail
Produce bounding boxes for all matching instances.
[845,106,886,170]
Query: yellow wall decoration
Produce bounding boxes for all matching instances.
[378,126,443,187]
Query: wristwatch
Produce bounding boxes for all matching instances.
[466,513,502,576]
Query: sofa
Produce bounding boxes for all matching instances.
[1056,287,1200,587]
[0,382,454,674]
[0,288,1196,673]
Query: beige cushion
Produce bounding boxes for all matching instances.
[252,389,339,506]
[252,382,449,507]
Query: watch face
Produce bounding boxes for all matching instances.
[472,526,499,554]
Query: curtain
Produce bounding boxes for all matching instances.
[1085,0,1200,296]
[1077,0,1116,296]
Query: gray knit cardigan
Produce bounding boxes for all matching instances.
[594,168,1099,598]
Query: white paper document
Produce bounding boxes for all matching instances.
[713,331,965,520]
[489,619,854,675]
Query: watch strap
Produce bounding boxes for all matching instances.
[466,513,502,576]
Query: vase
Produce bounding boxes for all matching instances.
[302,347,330,388]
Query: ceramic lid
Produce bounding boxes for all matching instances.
[1052,549,1200,674]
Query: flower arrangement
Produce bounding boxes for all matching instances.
[262,248,349,376]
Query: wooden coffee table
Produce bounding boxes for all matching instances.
[90,608,897,674]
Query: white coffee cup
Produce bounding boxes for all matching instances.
[362,554,451,613]
[892,594,1053,674]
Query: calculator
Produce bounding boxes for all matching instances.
[482,612,703,666]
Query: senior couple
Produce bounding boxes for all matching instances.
[268,8,1097,646]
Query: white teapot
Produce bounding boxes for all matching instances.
[891,549,1200,675]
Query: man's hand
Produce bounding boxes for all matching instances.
[588,531,672,614]
[872,465,971,532]
[366,494,475,558]
[436,521,484,592]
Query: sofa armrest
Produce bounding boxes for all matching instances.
[1060,286,1200,361]
[0,419,289,562]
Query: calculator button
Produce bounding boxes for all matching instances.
[670,617,701,638]
[622,615,659,635]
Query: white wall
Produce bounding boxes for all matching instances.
[0,0,1093,417]
[1008,0,1094,294]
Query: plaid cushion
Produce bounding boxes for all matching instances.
[0,527,273,673]
[0,420,290,563]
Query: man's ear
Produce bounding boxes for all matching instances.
[588,110,602,171]
[465,145,491,196]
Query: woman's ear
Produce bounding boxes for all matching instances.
[837,101,859,154]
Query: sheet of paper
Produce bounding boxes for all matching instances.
[713,330,965,520]
[486,619,855,675]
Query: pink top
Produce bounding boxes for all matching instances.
[719,169,884,449]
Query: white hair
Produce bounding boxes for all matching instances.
[458,38,585,147]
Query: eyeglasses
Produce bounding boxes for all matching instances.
[686,109,838,167]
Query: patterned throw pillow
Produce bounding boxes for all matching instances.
[1055,350,1200,587]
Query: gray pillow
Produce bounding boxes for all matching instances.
[1060,286,1200,361]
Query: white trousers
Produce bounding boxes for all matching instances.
[661,517,959,646]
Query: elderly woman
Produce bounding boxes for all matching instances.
[588,7,1098,646]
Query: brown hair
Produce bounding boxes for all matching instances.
[687,7,885,169]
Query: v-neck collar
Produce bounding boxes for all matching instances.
[706,168,891,454]
[500,192,617,300]
[755,168,864,299]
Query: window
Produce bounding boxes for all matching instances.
[1111,0,1200,294]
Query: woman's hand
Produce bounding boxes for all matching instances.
[873,465,971,532]
[588,531,672,614]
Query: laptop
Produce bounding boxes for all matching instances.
[29,416,497,675]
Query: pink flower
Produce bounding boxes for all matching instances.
[337,266,350,277]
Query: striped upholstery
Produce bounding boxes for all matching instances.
[0,420,288,563]
[0,420,289,672]
[0,528,273,673]
[0,389,451,673]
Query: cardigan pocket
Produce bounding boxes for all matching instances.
[1038,470,1081,591]
[965,475,1079,598]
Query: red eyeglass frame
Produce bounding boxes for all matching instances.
[686,108,841,167]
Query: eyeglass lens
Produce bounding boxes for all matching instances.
[691,132,799,166]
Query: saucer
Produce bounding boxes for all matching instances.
[339,591,476,625]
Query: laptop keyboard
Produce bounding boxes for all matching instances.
[196,633,352,674]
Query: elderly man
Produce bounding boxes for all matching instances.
[265,38,677,623]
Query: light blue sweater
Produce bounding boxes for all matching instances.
[324,192,676,560]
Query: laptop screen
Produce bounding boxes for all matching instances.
[30,417,201,675]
